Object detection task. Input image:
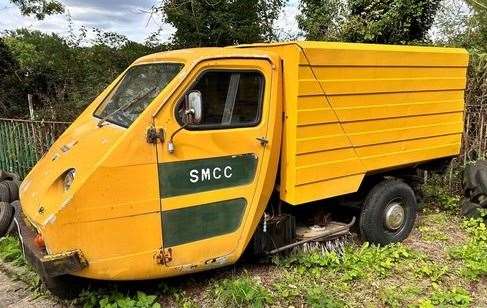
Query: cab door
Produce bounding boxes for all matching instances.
[153,58,276,268]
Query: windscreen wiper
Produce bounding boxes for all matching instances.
[97,86,158,128]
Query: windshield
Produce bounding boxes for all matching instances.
[94,63,183,128]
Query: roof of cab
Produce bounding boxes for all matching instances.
[132,46,278,65]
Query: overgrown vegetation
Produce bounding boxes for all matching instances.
[297,0,442,44]
[0,199,486,306]
[0,236,24,266]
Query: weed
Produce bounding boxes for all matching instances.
[449,217,487,279]
[0,236,25,266]
[427,285,472,307]
[415,262,449,282]
[381,285,422,308]
[418,225,449,242]
[283,242,415,281]
[172,290,199,308]
[305,286,345,308]
[213,275,271,308]
[423,180,461,213]
[78,289,160,308]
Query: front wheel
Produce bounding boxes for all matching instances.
[360,179,417,245]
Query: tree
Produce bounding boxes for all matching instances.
[8,0,64,20]
[1,29,161,120]
[0,39,20,115]
[298,0,442,44]
[158,0,285,48]
[465,0,487,51]
[344,0,442,43]
[297,0,348,40]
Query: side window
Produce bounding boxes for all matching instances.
[176,71,264,129]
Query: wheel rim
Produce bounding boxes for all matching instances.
[384,199,405,231]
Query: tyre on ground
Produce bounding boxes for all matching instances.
[359,179,417,245]
[461,199,484,219]
[0,202,14,238]
[0,183,10,202]
[4,181,19,202]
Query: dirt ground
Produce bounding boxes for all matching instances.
[0,269,60,308]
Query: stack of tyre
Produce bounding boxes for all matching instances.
[463,160,487,219]
[0,170,20,238]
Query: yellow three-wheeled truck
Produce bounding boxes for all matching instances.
[8,42,469,296]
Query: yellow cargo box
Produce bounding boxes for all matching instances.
[237,42,468,205]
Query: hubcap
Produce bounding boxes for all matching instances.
[384,200,405,231]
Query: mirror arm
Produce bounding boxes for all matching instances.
[167,109,194,154]
[167,124,188,154]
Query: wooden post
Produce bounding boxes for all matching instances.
[28,94,34,120]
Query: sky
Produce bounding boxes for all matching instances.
[0,0,300,43]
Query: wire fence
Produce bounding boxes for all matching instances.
[0,118,70,178]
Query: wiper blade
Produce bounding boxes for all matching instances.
[97,86,158,128]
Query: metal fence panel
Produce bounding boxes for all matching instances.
[0,118,70,178]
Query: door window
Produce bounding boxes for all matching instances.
[176,71,264,129]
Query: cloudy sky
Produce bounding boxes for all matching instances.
[0,0,300,43]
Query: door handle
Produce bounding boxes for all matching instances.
[256,137,269,147]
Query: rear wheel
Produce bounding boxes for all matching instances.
[0,202,14,237]
[360,179,417,245]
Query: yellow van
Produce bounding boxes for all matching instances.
[13,42,468,296]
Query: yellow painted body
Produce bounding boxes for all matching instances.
[19,42,468,280]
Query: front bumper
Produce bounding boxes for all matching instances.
[11,202,88,278]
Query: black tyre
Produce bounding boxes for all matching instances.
[5,181,19,201]
[0,183,9,202]
[0,170,8,182]
[41,274,83,299]
[360,179,417,245]
[0,202,14,238]
[5,172,20,182]
[461,199,483,219]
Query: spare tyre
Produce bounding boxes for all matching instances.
[461,199,484,219]
[0,183,10,202]
[5,181,19,201]
[0,170,9,182]
[0,202,14,237]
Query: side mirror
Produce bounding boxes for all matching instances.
[184,91,202,125]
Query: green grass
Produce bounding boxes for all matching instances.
[212,275,271,307]
[0,236,25,266]
[78,290,161,308]
[0,189,486,307]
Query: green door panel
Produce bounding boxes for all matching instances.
[162,198,247,247]
[158,153,258,198]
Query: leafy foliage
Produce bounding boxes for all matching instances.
[0,236,24,266]
[298,0,442,44]
[283,242,415,281]
[306,286,345,307]
[419,286,472,307]
[213,275,271,307]
[157,0,285,48]
[0,28,166,121]
[8,0,64,20]
[296,0,348,40]
[449,216,487,279]
[79,290,161,308]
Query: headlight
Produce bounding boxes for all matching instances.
[63,169,76,191]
